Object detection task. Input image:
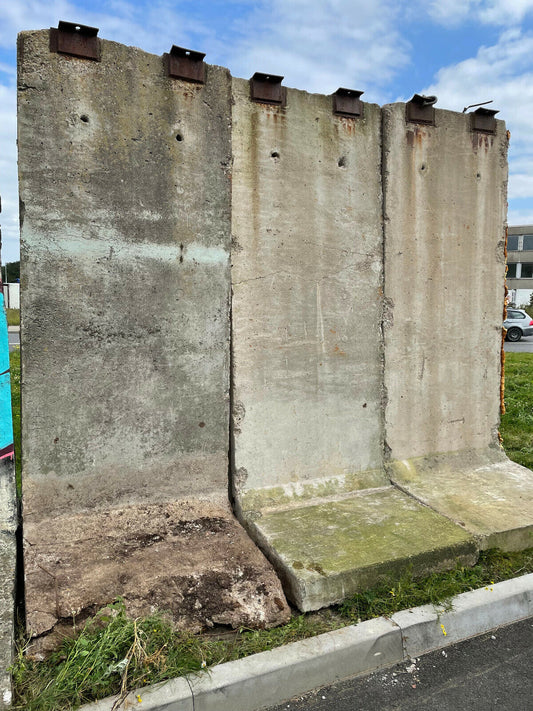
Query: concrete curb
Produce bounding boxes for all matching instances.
[82,573,533,711]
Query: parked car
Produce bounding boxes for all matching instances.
[504,308,533,341]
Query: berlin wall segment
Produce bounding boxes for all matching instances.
[15,24,533,664]
[382,104,533,552]
[229,83,476,612]
[17,28,289,657]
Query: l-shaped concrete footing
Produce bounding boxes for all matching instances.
[82,573,533,711]
[236,449,533,612]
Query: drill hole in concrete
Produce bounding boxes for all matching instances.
[420,163,426,172]
[80,115,89,123]
[176,133,183,142]
[270,151,280,162]
[338,156,346,168]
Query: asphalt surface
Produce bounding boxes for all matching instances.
[504,336,533,353]
[8,330,19,353]
[265,617,533,711]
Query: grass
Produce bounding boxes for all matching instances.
[7,352,533,710]
[500,352,533,470]
[6,308,20,326]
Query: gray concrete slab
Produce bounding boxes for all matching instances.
[17,29,289,648]
[19,30,233,516]
[382,104,508,461]
[231,81,386,504]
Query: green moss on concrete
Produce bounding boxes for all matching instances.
[246,487,477,610]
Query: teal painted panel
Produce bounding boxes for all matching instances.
[0,293,14,458]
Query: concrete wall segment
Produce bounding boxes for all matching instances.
[231,79,386,505]
[382,103,508,461]
[18,30,233,518]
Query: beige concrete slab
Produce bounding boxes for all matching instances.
[242,486,477,611]
[389,448,533,551]
[24,501,290,657]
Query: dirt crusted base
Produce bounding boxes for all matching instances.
[24,500,290,657]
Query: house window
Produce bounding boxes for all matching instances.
[523,235,533,251]
[507,263,517,278]
[520,263,533,278]
[507,234,519,251]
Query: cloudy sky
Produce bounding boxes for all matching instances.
[1,0,533,264]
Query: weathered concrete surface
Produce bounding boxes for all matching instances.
[0,459,17,709]
[18,31,232,516]
[389,449,533,550]
[244,487,476,611]
[231,80,386,500]
[382,103,533,550]
[230,85,477,611]
[18,30,289,644]
[382,105,508,459]
[24,500,290,658]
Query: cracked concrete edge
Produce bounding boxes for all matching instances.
[81,573,533,711]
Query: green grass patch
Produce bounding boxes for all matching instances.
[6,308,20,326]
[11,548,533,710]
[339,547,533,622]
[500,352,533,470]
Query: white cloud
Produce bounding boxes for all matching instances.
[226,0,411,97]
[421,29,533,204]
[427,0,533,27]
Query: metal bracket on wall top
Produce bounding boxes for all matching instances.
[50,21,100,61]
[250,73,286,106]
[471,107,498,134]
[406,94,437,125]
[164,45,206,84]
[333,88,364,118]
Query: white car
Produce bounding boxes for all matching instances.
[504,308,533,342]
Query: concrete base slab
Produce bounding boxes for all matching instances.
[240,486,477,611]
[389,448,533,550]
[24,501,290,657]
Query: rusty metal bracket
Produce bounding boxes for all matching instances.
[333,88,364,118]
[50,21,100,61]
[250,73,286,106]
[164,45,206,83]
[471,107,498,134]
[406,94,437,125]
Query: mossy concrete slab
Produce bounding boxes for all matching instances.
[388,448,533,551]
[243,486,477,611]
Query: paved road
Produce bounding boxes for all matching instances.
[266,617,533,711]
[504,336,533,353]
[8,330,19,353]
